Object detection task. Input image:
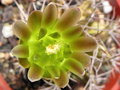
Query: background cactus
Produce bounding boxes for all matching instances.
[11,3,97,88]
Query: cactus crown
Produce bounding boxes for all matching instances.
[11,3,97,88]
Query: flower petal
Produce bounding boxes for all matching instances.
[42,3,57,27]
[63,58,84,76]
[71,37,97,52]
[56,8,81,31]
[62,25,83,40]
[53,69,69,88]
[19,58,30,68]
[27,11,42,31]
[13,21,31,41]
[47,66,60,79]
[11,45,29,58]
[28,64,44,82]
[71,52,90,67]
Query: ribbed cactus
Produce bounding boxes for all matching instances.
[11,3,97,88]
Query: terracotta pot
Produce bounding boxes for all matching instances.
[103,60,120,90]
[0,74,12,90]
[107,0,120,18]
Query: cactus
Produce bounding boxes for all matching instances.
[11,3,97,88]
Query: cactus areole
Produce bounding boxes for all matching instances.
[11,3,97,88]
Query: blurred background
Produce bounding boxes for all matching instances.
[0,0,120,90]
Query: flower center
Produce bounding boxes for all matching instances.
[46,44,60,55]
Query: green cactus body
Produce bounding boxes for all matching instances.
[11,3,97,88]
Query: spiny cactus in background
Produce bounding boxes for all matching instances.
[11,3,97,88]
[79,0,109,42]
